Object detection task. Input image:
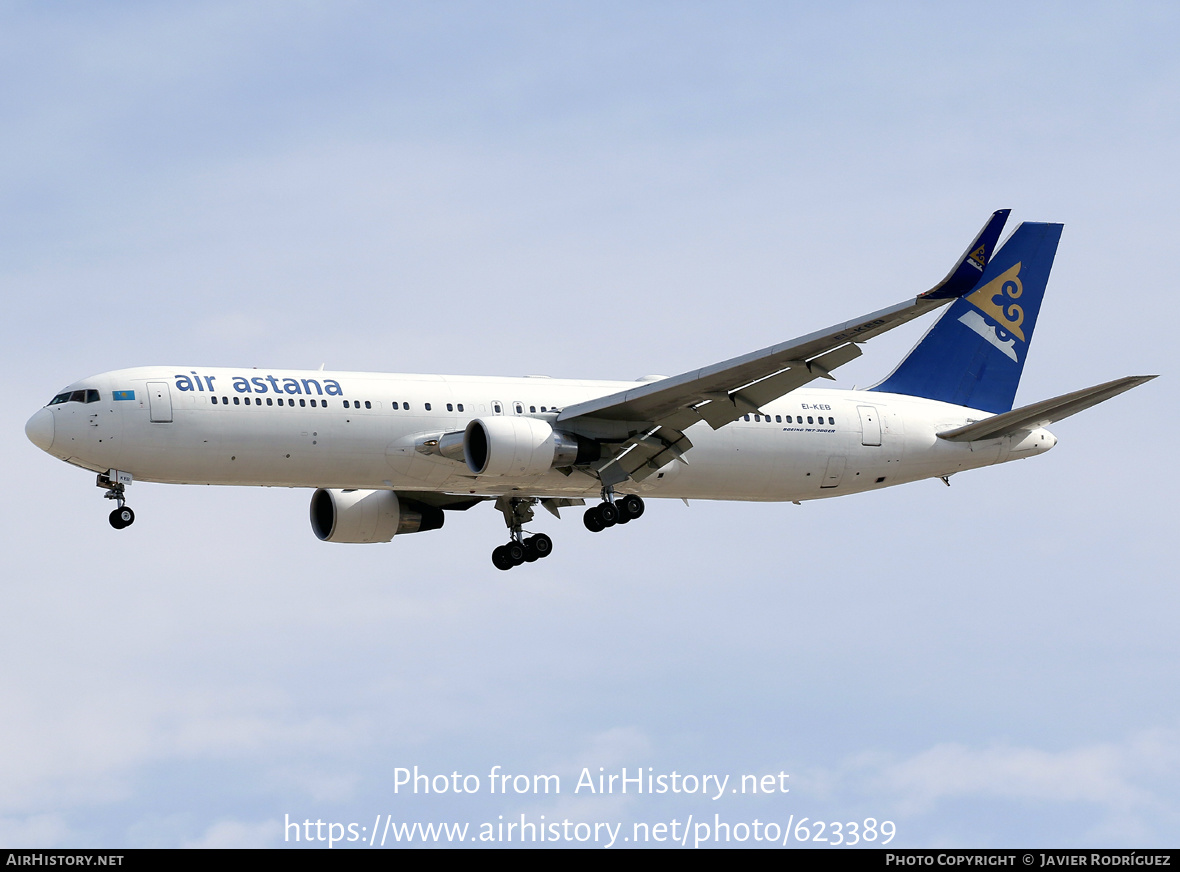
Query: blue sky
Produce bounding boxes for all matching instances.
[1,1,1177,848]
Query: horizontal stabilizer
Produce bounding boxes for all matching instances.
[936,375,1157,442]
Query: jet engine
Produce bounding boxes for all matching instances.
[462,416,597,476]
[310,488,444,543]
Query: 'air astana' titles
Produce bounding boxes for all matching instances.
[172,372,344,396]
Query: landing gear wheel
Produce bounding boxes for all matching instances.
[491,545,513,571]
[599,502,619,526]
[529,533,553,559]
[522,540,540,562]
[583,506,605,532]
[506,541,526,566]
[109,506,134,529]
[619,494,645,520]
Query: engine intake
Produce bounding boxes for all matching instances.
[310,489,444,543]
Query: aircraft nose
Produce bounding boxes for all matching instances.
[25,407,54,452]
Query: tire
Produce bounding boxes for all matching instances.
[492,545,513,571]
[599,502,619,526]
[583,506,605,533]
[530,533,553,558]
[109,507,134,529]
[506,541,526,566]
[522,540,540,562]
[620,495,645,520]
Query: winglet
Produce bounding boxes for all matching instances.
[919,209,1011,301]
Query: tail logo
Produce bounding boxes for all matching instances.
[967,244,987,271]
[957,262,1025,362]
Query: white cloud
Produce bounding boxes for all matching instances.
[181,817,278,849]
[818,728,1180,843]
[0,814,74,849]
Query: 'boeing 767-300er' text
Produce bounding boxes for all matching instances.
[26,210,1155,570]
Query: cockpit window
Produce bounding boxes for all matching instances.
[48,389,101,406]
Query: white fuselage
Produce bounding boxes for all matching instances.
[28,366,1056,503]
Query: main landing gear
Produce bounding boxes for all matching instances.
[491,497,555,571]
[98,471,136,530]
[489,491,646,570]
[583,490,644,533]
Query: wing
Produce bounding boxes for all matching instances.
[556,210,1011,486]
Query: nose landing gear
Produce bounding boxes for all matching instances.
[98,470,135,529]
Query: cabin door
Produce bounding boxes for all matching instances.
[147,382,173,423]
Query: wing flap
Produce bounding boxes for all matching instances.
[692,342,863,429]
[595,426,694,486]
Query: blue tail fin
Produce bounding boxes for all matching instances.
[870,221,1063,413]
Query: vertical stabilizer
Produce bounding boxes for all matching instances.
[870,222,1063,413]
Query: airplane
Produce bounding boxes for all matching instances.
[25,210,1155,570]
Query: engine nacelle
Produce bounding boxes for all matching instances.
[310,488,444,543]
[463,416,595,477]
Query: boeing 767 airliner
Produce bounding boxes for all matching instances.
[25,211,1155,569]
